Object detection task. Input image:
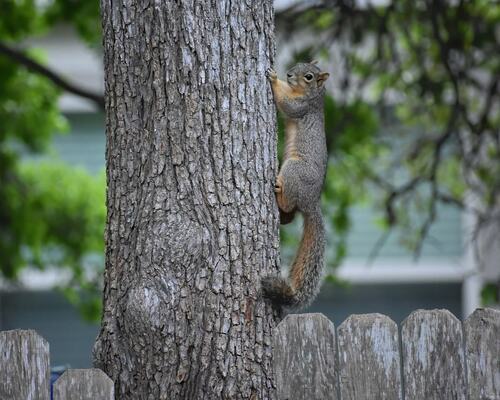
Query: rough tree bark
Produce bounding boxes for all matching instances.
[93,1,279,399]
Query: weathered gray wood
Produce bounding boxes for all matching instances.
[53,369,114,400]
[337,313,402,400]
[464,307,500,400]
[273,313,338,400]
[401,309,467,400]
[0,329,50,400]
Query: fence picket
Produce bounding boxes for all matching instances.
[0,329,50,400]
[464,307,500,400]
[337,313,402,400]
[273,313,338,400]
[53,369,114,400]
[401,309,467,400]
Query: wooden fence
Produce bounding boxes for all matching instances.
[274,308,500,400]
[0,308,498,399]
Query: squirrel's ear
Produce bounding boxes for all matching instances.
[310,59,319,65]
[317,72,330,87]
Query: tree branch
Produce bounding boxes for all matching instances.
[0,41,104,110]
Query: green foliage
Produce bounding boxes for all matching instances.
[481,283,499,306]
[0,54,66,277]
[0,0,103,321]
[0,56,66,152]
[18,162,105,267]
[2,157,106,322]
[18,162,106,321]
[277,1,500,306]
[0,0,44,40]
[278,0,499,264]
[1,0,100,45]
[44,0,101,46]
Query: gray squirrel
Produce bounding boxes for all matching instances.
[262,61,329,310]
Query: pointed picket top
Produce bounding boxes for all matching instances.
[53,369,114,400]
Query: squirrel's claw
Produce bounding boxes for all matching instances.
[266,67,277,82]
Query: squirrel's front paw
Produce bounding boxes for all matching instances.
[266,67,277,82]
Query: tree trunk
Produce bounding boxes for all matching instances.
[94,1,279,399]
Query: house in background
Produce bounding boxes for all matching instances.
[0,16,486,368]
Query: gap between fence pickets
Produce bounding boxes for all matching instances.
[272,307,500,400]
[0,307,498,400]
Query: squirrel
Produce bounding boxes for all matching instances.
[262,61,329,310]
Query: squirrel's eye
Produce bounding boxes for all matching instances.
[304,73,314,81]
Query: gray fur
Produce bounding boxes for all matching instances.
[262,62,328,310]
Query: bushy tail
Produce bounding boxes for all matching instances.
[262,205,325,309]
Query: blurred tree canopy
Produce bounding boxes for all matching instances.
[278,0,499,269]
[1,0,498,320]
[0,0,103,320]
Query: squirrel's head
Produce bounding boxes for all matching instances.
[285,61,330,97]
